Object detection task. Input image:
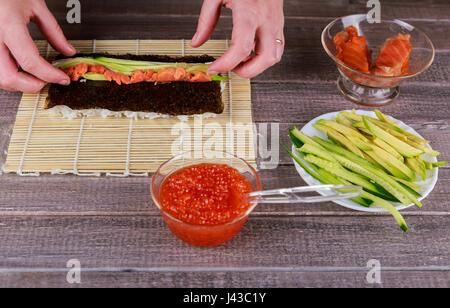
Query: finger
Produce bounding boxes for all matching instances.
[0,44,45,93]
[32,3,76,56]
[191,0,222,47]
[4,24,70,85]
[233,29,284,78]
[207,10,257,75]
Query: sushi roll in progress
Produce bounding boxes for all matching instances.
[45,53,227,118]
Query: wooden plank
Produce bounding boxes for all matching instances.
[1,270,449,288]
[0,216,449,269]
[44,0,450,20]
[253,50,450,86]
[0,166,448,214]
[28,15,450,51]
[251,83,450,124]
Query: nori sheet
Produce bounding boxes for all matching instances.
[46,54,223,115]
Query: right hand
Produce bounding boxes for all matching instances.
[0,0,75,93]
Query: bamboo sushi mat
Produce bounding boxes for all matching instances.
[3,40,255,176]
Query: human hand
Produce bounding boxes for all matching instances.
[0,0,75,93]
[191,0,284,78]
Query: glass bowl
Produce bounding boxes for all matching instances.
[151,151,261,247]
[322,14,435,106]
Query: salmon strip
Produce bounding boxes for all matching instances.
[63,62,213,85]
[130,70,145,83]
[88,65,106,74]
[104,69,130,85]
[65,62,88,81]
[144,70,154,81]
[190,71,212,82]
[154,68,177,82]
[174,67,187,81]
[373,33,412,77]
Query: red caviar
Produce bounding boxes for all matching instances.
[159,163,253,225]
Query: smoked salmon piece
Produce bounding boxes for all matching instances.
[333,26,372,73]
[130,70,145,84]
[373,33,412,77]
[190,71,212,82]
[88,65,106,74]
[104,70,130,85]
[64,62,88,81]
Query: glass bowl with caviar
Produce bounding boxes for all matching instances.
[151,151,261,247]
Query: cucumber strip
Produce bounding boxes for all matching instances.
[313,137,383,171]
[316,156,408,232]
[83,73,107,81]
[96,57,211,72]
[390,176,423,191]
[289,127,323,149]
[398,182,422,198]
[314,168,373,207]
[298,144,337,162]
[186,64,210,73]
[280,143,324,182]
[304,155,386,195]
[211,75,230,81]
[53,57,98,69]
[363,116,423,158]
[331,153,422,208]
[95,56,172,66]
[432,161,448,168]
[360,190,409,232]
[93,59,135,75]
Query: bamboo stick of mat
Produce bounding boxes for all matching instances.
[2,40,255,176]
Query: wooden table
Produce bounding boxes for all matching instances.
[0,0,449,288]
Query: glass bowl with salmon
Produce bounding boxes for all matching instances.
[322,14,435,106]
[151,151,261,247]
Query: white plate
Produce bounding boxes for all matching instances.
[292,110,439,213]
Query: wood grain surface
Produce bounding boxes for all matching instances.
[0,0,449,288]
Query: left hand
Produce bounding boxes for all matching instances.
[191,0,285,78]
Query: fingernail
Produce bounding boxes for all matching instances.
[67,45,76,54]
[191,33,199,45]
[59,79,70,86]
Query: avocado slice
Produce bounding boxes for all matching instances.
[370,145,416,181]
[374,109,430,144]
[318,119,368,141]
[404,138,441,157]
[314,124,364,157]
[405,157,427,181]
[363,116,423,158]
[371,137,404,162]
